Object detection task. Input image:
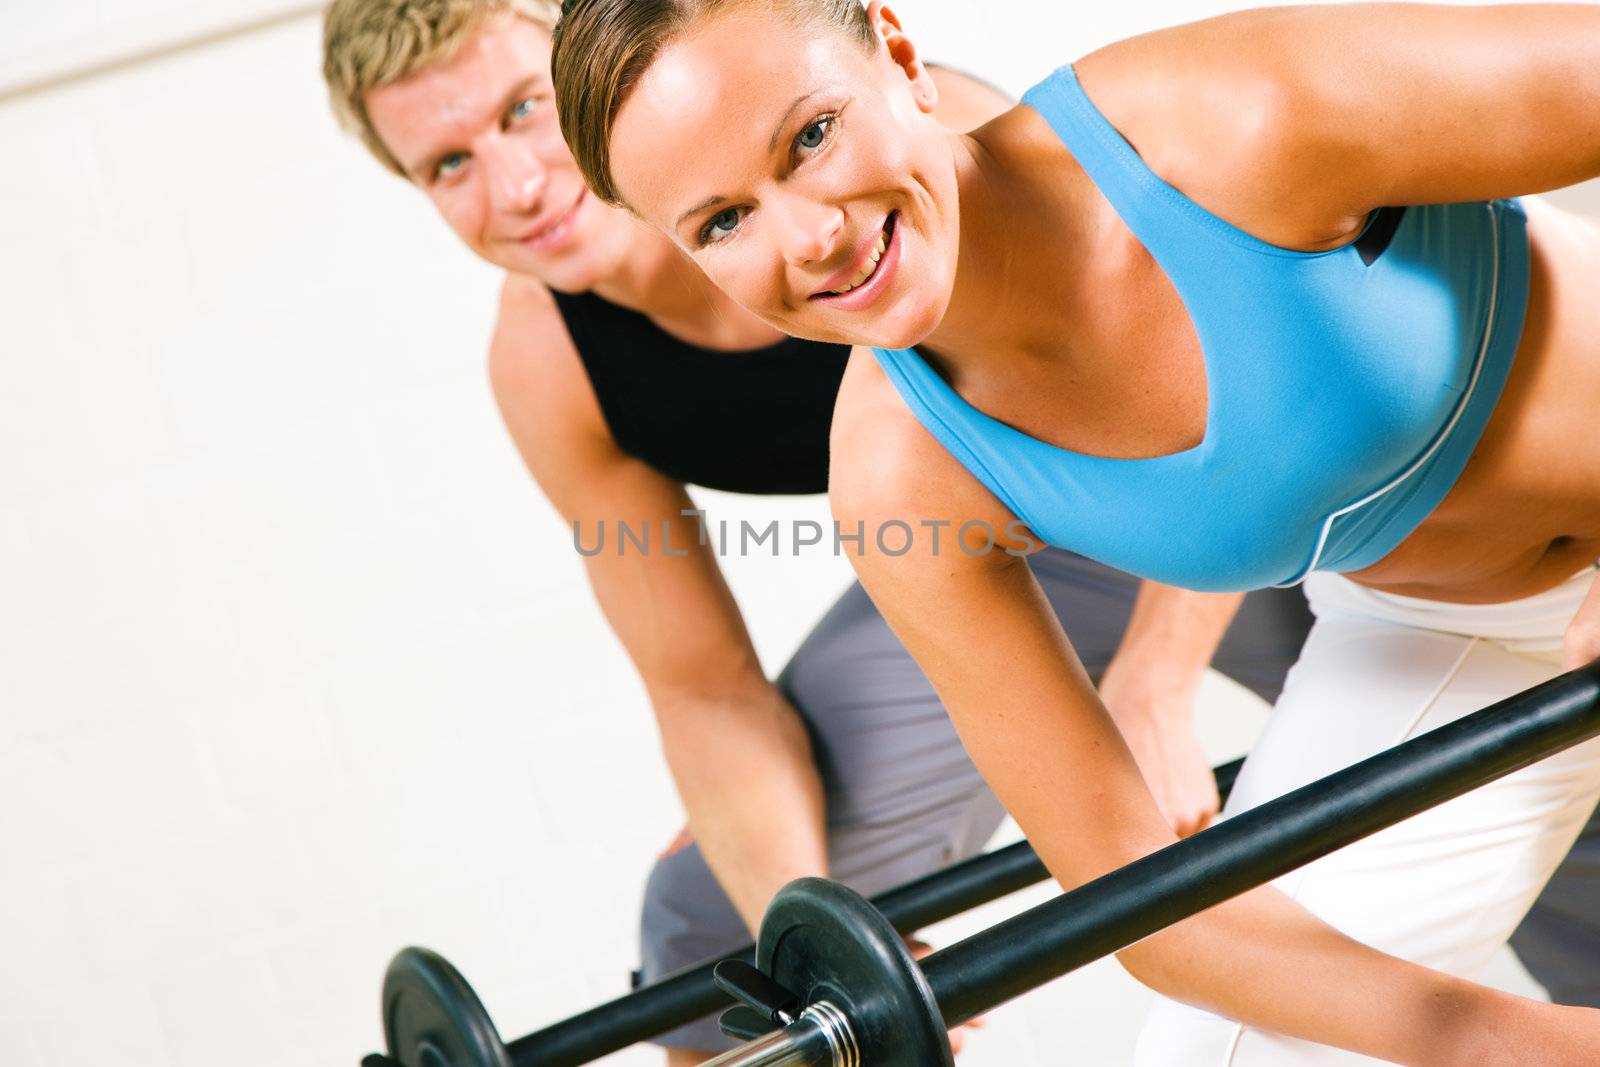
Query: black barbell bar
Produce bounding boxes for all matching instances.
[710,662,1600,1066]
[366,758,1244,1067]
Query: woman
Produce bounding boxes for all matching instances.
[551,0,1600,1062]
[321,1,1322,1059]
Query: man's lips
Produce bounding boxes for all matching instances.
[812,213,896,298]
[511,188,587,249]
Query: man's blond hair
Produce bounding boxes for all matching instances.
[323,0,563,177]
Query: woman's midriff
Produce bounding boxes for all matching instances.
[1347,198,1600,604]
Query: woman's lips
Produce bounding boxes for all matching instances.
[811,214,900,312]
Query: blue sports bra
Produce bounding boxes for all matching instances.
[872,64,1530,592]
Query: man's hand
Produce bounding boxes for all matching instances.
[1095,582,1242,836]
[1097,660,1219,837]
[1563,570,1600,670]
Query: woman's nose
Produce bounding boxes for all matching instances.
[771,193,845,268]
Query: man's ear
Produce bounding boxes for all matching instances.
[865,1,938,113]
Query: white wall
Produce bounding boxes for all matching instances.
[1,3,1588,1067]
[0,10,872,1065]
[0,1,320,97]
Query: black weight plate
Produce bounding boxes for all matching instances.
[383,947,512,1067]
[759,879,953,1067]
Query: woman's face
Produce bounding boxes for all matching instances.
[365,16,633,291]
[609,4,960,350]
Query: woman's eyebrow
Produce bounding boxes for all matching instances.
[677,195,727,231]
[769,90,821,151]
[673,90,822,231]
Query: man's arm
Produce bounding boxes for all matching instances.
[1098,582,1245,835]
[489,277,825,931]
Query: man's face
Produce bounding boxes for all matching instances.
[365,17,623,289]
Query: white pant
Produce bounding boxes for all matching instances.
[1135,567,1600,1066]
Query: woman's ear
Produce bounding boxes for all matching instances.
[865,1,938,113]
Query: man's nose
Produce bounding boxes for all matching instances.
[483,139,546,215]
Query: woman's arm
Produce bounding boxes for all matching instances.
[829,349,1572,1064]
[1080,3,1600,246]
[489,278,826,931]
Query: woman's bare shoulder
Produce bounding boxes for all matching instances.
[1073,13,1368,250]
[830,347,1020,531]
[831,348,940,502]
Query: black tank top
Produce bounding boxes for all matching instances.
[552,289,849,495]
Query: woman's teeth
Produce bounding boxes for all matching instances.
[829,230,889,295]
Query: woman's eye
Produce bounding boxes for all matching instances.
[510,98,537,123]
[435,153,467,181]
[700,207,744,245]
[794,115,834,157]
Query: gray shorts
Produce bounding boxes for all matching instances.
[638,549,1600,1051]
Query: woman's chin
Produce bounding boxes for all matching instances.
[867,321,936,352]
[858,299,945,352]
[774,294,939,351]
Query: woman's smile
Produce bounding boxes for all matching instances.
[810,211,901,311]
[598,4,961,350]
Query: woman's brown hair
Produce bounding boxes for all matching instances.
[551,0,876,205]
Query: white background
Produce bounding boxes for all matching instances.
[3,3,1596,1066]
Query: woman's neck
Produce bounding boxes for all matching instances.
[923,118,1100,373]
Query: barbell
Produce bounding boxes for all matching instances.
[702,662,1600,1066]
[363,764,1245,1066]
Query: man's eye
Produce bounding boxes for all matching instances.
[700,207,744,245]
[510,98,537,122]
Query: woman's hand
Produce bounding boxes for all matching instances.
[1445,991,1600,1066]
[1097,660,1219,837]
[905,938,986,1057]
[1562,570,1600,670]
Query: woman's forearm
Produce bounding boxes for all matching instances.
[1118,882,1513,1066]
[851,536,1536,1063]
[653,677,828,933]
